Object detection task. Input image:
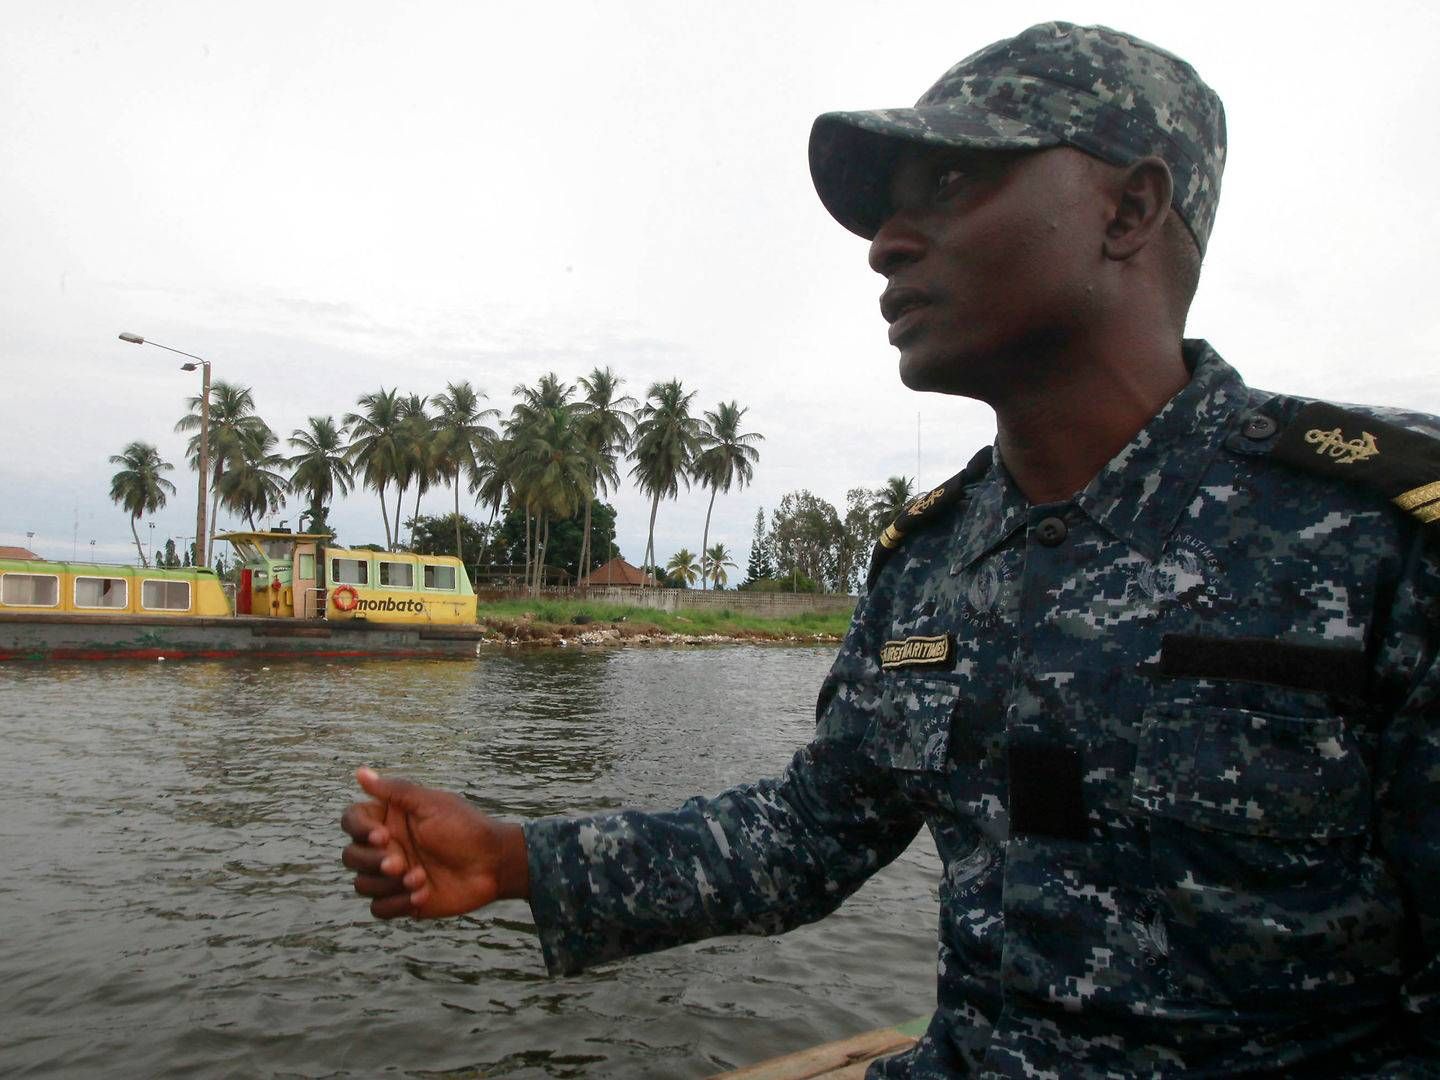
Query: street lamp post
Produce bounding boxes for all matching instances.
[118,333,211,566]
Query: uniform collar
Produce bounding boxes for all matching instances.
[954,341,1248,568]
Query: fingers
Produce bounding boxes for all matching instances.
[370,892,418,920]
[352,871,406,899]
[340,802,390,847]
[356,766,426,810]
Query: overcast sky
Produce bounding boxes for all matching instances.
[3,0,1437,572]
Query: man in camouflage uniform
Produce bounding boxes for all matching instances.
[342,23,1440,1075]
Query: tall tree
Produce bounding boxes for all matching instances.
[286,415,353,537]
[629,380,702,584]
[218,426,287,529]
[175,380,270,560]
[574,367,635,583]
[432,381,498,560]
[693,400,763,589]
[510,403,595,590]
[769,489,843,590]
[702,543,736,589]
[744,506,774,585]
[506,374,577,585]
[108,441,175,567]
[394,393,436,549]
[344,388,406,548]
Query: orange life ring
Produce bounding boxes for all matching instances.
[332,585,359,612]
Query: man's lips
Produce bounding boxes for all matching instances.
[879,286,929,326]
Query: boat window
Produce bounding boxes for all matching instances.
[141,579,192,611]
[75,576,128,609]
[228,539,261,563]
[2,572,60,607]
[331,558,368,585]
[264,540,295,559]
[423,564,456,591]
[379,560,414,588]
[298,554,315,579]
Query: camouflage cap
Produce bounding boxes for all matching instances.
[809,22,1227,253]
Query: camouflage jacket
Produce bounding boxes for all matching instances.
[524,342,1440,1077]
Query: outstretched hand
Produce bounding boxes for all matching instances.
[340,767,530,919]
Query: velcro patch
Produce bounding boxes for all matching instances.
[1158,634,1367,696]
[880,633,953,670]
[1007,741,1087,841]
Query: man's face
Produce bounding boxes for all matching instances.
[869,145,1108,401]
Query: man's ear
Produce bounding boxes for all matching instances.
[1103,156,1173,261]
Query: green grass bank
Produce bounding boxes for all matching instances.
[474,597,853,645]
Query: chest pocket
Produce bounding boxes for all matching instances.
[1132,706,1370,840]
[860,675,957,774]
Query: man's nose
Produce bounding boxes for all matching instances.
[868,212,925,276]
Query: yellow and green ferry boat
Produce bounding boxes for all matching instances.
[0,530,484,661]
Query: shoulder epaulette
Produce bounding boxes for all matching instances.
[865,446,993,592]
[1270,402,1440,525]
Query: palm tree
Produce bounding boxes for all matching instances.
[469,433,514,576]
[693,401,763,589]
[702,543,737,589]
[574,367,635,581]
[175,380,270,560]
[869,476,916,533]
[432,381,498,561]
[394,393,435,549]
[506,375,577,586]
[344,388,406,548]
[509,401,595,590]
[218,426,287,529]
[286,416,353,535]
[666,548,699,587]
[108,441,175,567]
[629,380,703,584]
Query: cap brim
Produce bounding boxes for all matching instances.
[809,106,1060,239]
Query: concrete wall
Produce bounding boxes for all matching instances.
[476,586,858,619]
[575,587,858,618]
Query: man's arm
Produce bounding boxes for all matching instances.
[1374,534,1440,1065]
[339,670,919,976]
[525,673,920,974]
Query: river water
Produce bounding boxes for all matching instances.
[2,646,940,1078]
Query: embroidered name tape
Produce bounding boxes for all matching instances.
[880,633,953,669]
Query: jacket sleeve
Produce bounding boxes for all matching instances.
[523,628,920,975]
[1374,531,1440,1068]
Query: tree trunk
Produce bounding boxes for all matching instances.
[578,496,594,590]
[523,509,533,589]
[207,462,224,564]
[394,480,409,547]
[453,468,464,559]
[131,514,147,567]
[699,486,717,590]
[644,491,660,587]
[379,486,393,549]
[410,481,424,549]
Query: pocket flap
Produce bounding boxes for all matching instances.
[1132,707,1370,839]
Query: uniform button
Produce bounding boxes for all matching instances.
[1241,414,1278,440]
[1034,517,1067,546]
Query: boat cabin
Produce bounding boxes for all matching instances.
[0,559,230,617]
[218,531,476,625]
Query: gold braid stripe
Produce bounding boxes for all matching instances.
[1394,480,1440,511]
[1412,501,1440,524]
[879,523,905,550]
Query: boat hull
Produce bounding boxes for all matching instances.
[0,612,489,661]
